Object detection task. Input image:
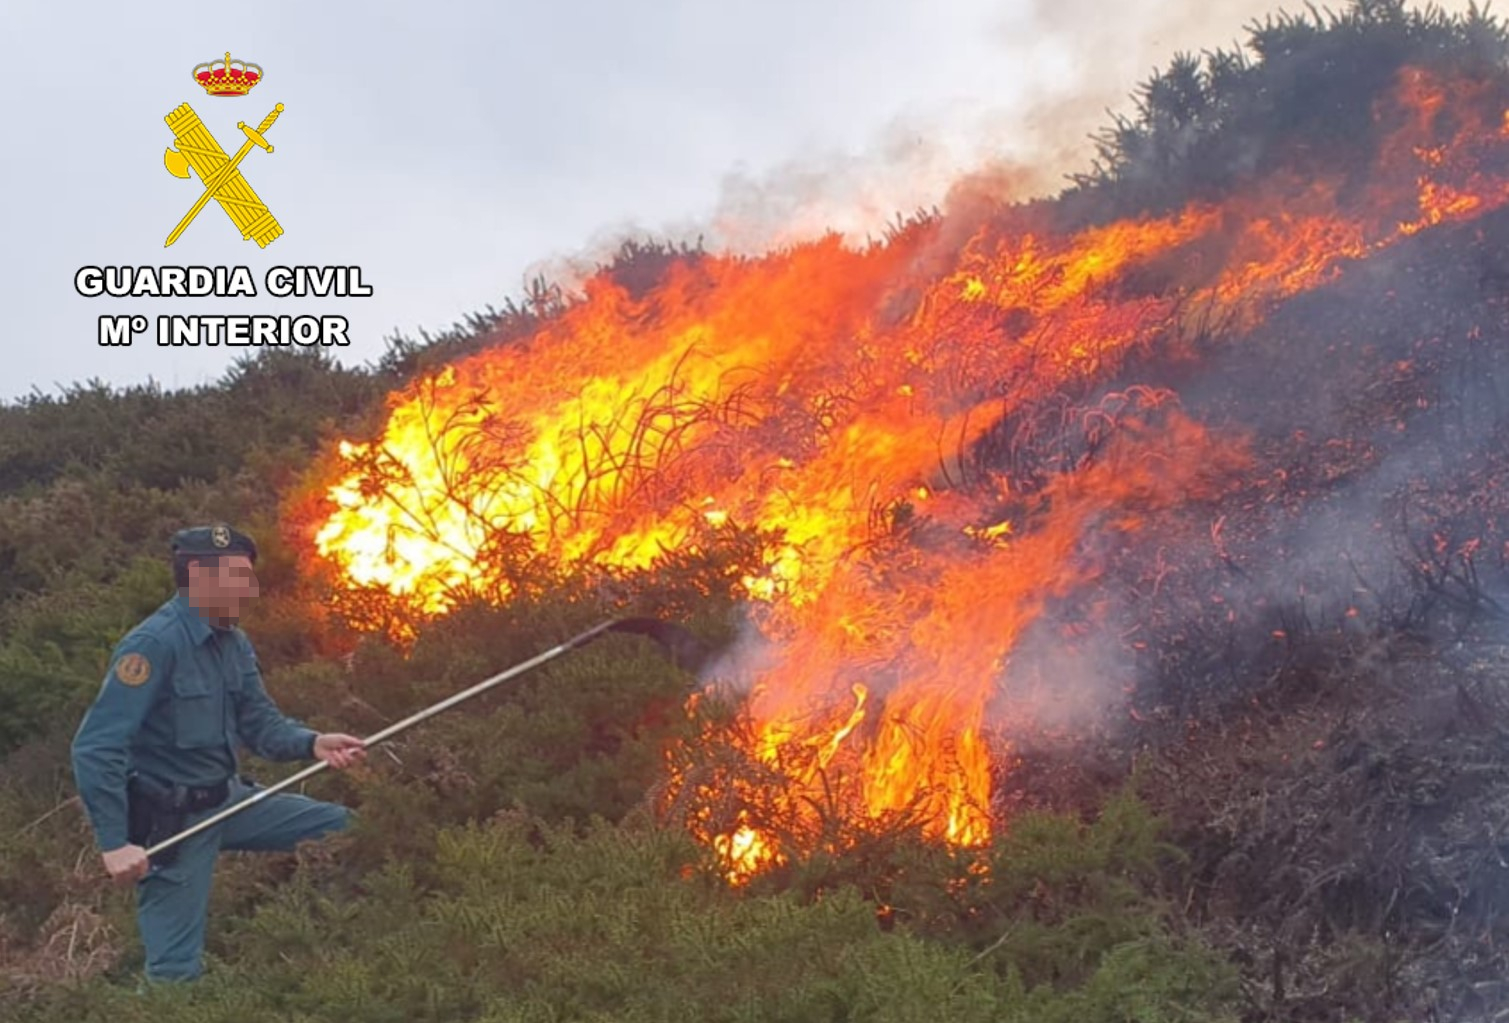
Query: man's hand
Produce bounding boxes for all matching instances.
[313,733,366,770]
[102,844,150,886]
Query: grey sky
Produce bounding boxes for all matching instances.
[1,0,1475,402]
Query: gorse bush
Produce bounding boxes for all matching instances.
[7,804,1238,1023]
[1062,0,1509,219]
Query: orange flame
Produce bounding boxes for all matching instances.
[306,68,1509,881]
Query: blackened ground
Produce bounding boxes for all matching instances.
[988,205,1509,1020]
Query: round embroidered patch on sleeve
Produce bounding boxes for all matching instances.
[114,652,152,687]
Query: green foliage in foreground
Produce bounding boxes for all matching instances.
[0,578,1238,1022]
[8,795,1237,1023]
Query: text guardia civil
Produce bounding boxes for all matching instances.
[76,265,374,347]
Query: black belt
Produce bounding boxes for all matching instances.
[127,772,230,813]
[125,773,231,867]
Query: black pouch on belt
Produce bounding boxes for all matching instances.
[125,771,189,868]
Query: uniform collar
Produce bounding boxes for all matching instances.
[172,591,225,644]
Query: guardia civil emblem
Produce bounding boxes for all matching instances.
[162,51,284,247]
[114,652,152,687]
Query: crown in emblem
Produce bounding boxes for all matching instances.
[192,51,262,97]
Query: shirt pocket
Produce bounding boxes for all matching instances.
[172,672,221,748]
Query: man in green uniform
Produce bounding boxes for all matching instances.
[71,523,366,983]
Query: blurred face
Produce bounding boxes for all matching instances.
[183,554,259,620]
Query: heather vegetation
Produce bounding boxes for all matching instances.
[4,3,1509,1020]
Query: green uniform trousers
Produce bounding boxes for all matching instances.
[136,776,350,982]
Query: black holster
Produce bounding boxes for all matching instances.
[126,772,188,867]
[125,772,230,868]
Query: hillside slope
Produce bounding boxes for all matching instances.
[2,3,1509,1021]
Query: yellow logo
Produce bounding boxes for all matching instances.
[114,652,152,687]
[162,51,284,248]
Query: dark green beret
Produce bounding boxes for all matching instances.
[171,523,258,561]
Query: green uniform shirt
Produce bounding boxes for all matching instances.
[71,592,317,851]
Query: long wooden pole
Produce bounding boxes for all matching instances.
[143,617,621,858]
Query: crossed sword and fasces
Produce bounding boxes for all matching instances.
[162,102,284,247]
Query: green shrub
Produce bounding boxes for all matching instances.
[6,804,1238,1023]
